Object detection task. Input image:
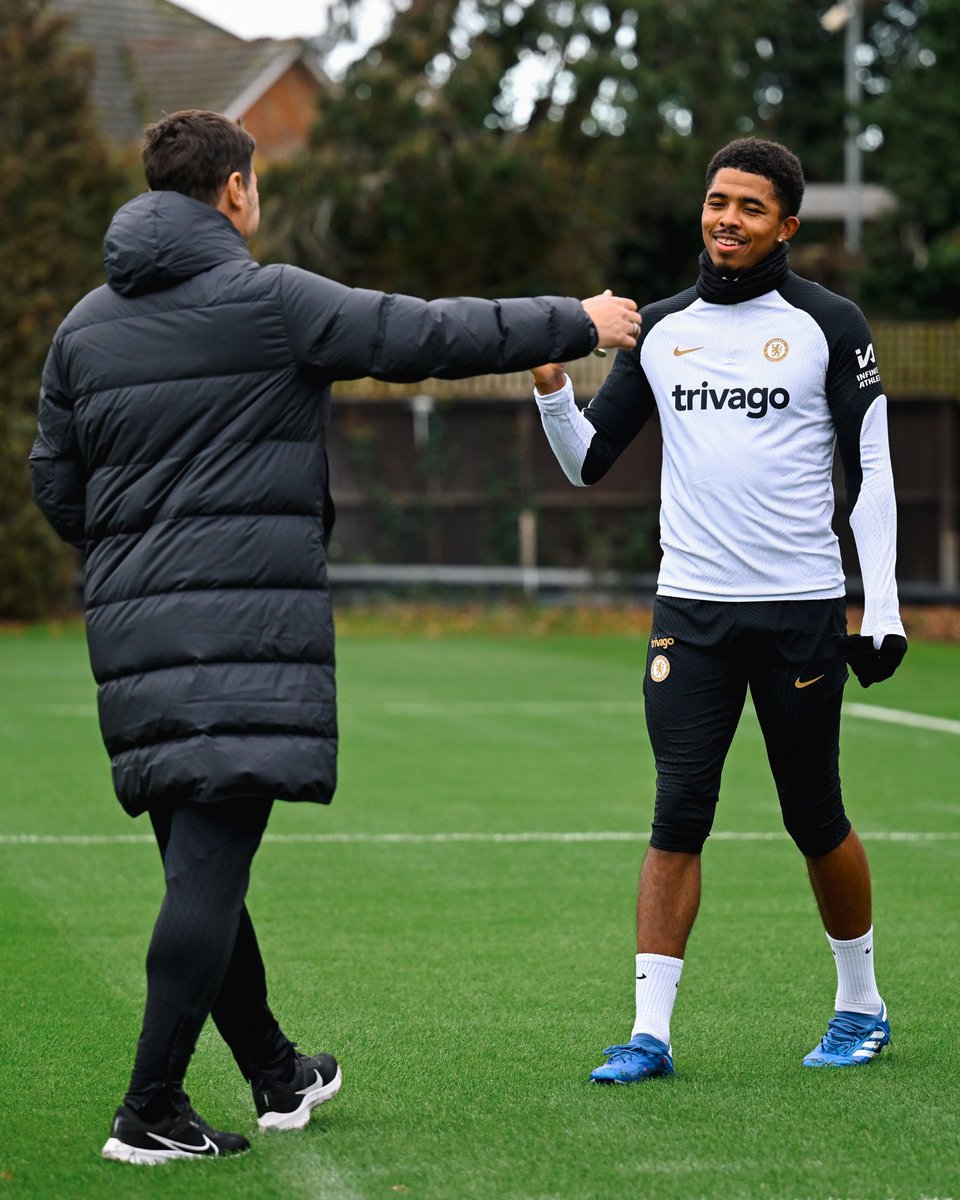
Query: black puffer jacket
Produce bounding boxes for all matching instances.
[30,190,597,816]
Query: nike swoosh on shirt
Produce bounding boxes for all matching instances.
[794,674,825,689]
[673,345,703,357]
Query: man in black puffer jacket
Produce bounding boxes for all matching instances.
[30,110,640,1164]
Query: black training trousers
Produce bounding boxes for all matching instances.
[124,799,294,1113]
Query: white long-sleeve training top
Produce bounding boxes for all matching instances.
[536,269,904,644]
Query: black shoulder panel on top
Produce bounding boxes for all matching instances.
[777,271,885,512]
[776,272,865,347]
[639,284,701,331]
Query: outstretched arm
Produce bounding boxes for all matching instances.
[282,267,639,382]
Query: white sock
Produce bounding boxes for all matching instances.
[631,953,683,1046]
[826,926,883,1015]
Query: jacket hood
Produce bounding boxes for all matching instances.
[103,190,252,297]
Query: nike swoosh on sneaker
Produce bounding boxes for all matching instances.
[794,674,825,688]
[296,1069,323,1097]
[673,345,703,357]
[148,1132,218,1155]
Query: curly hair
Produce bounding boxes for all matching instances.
[706,138,805,217]
[142,110,255,206]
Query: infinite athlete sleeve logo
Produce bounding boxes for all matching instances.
[855,343,882,390]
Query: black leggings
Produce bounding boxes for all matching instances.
[643,596,851,857]
[124,799,294,1113]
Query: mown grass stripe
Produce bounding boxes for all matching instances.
[40,700,960,736]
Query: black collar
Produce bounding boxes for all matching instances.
[695,241,790,305]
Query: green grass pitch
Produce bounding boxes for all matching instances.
[1,620,957,1199]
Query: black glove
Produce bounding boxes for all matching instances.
[837,633,907,688]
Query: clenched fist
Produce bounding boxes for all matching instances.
[581,289,641,351]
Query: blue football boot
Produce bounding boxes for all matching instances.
[590,1033,675,1084]
[803,1002,890,1067]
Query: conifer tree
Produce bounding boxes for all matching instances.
[0,0,124,616]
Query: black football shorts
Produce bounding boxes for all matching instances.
[642,595,851,857]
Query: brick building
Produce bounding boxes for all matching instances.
[50,0,330,159]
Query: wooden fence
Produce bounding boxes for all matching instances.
[326,321,960,593]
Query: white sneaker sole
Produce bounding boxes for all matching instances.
[101,1137,218,1165]
[258,1065,343,1132]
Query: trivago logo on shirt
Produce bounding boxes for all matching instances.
[671,380,791,420]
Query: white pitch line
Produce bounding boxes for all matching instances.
[844,702,960,736]
[0,830,957,846]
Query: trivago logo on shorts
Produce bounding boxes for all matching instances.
[672,380,791,420]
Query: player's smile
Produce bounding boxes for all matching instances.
[702,167,799,272]
[713,231,746,251]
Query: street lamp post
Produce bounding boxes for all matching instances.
[820,0,863,255]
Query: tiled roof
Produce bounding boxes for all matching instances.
[50,0,326,142]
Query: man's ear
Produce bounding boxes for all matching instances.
[220,171,247,213]
[779,214,801,243]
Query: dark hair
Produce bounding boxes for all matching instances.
[142,110,255,205]
[705,137,805,217]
